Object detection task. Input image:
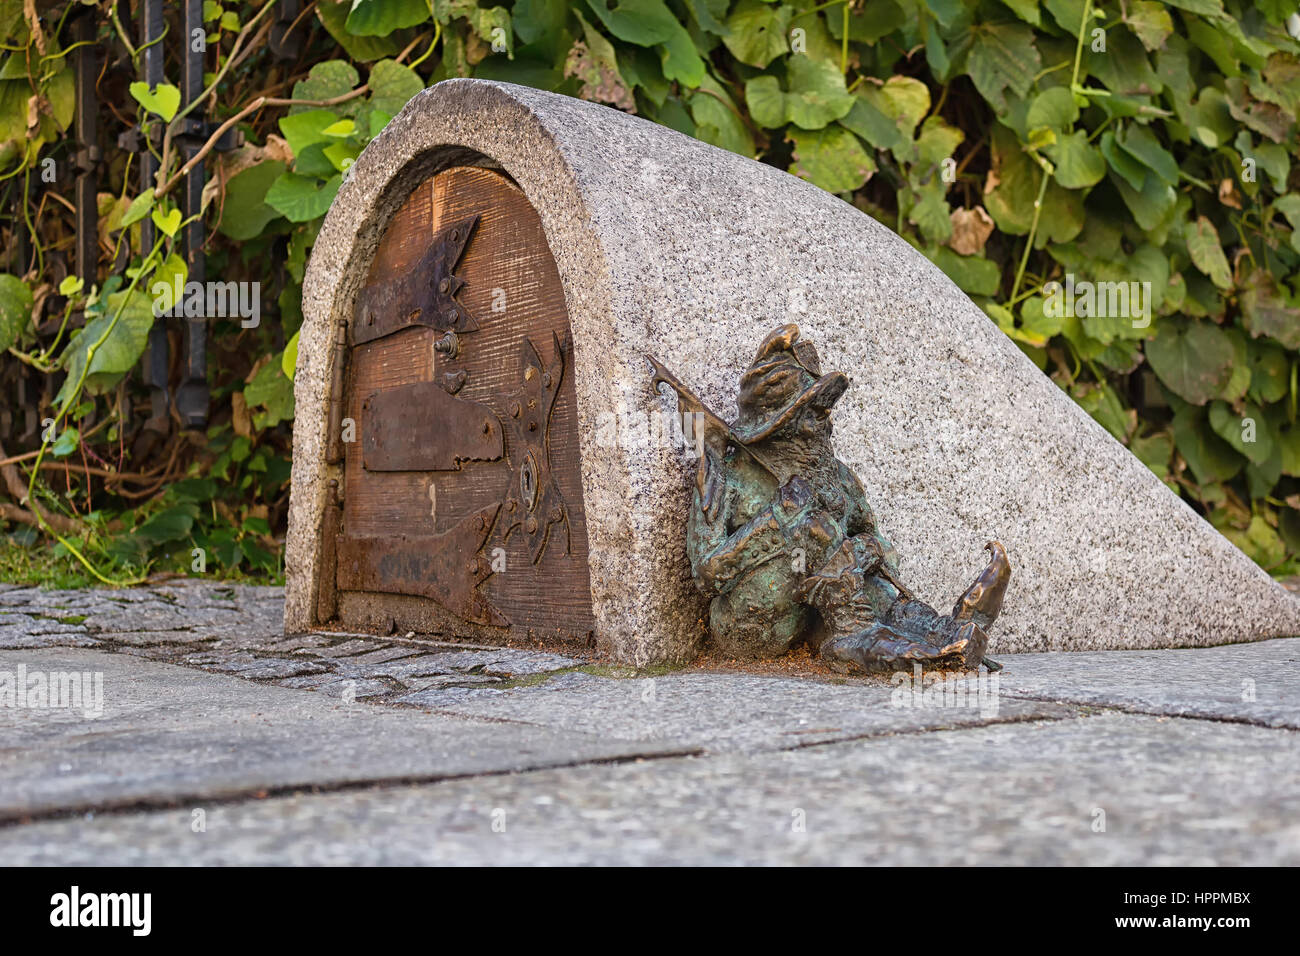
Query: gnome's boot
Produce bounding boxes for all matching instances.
[952,540,1011,631]
[820,619,985,674]
[798,538,985,673]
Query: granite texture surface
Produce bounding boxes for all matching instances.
[5,713,1295,865]
[289,79,1300,663]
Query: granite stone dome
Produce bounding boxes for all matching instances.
[286,78,1300,663]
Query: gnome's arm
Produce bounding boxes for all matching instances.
[687,463,810,596]
[835,460,901,576]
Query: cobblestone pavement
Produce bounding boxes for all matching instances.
[1,580,1297,864]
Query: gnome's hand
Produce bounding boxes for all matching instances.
[773,477,815,519]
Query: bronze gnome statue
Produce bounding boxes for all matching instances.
[649,324,1011,674]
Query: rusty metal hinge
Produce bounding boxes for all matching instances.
[315,478,344,624]
[335,503,509,627]
[325,320,350,464]
[351,214,481,346]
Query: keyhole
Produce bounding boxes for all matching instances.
[520,452,540,512]
[428,482,437,520]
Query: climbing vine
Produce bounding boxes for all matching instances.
[0,0,1298,583]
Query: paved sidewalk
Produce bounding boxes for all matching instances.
[1,581,1297,864]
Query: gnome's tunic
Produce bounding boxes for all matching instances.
[687,451,900,658]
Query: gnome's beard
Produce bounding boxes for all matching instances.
[753,410,838,487]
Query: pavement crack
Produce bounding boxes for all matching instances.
[997,691,1300,731]
[0,746,707,830]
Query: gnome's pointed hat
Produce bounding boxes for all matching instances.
[732,324,849,444]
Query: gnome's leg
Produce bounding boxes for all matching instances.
[820,619,986,674]
[708,574,810,659]
[800,539,989,673]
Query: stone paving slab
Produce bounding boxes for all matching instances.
[409,669,1076,754]
[3,712,1295,865]
[995,638,1300,729]
[0,582,590,704]
[0,647,697,823]
[1,583,1298,866]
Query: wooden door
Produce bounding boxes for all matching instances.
[325,165,596,648]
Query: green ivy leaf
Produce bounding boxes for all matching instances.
[1172,405,1242,484]
[345,0,429,37]
[321,118,355,137]
[581,0,704,86]
[914,115,964,170]
[368,59,425,117]
[998,0,1042,26]
[0,273,33,352]
[1087,28,1163,100]
[460,5,515,59]
[1124,0,1174,52]
[1274,194,1300,254]
[514,0,569,45]
[907,178,954,242]
[282,330,300,381]
[1099,130,1147,191]
[789,125,875,194]
[291,61,360,114]
[1115,123,1178,187]
[966,22,1040,111]
[855,75,932,155]
[317,0,401,61]
[1183,216,1232,290]
[1209,400,1274,465]
[1189,86,1236,148]
[1045,130,1105,189]
[244,358,296,429]
[721,0,790,69]
[1280,422,1300,477]
[1146,319,1235,405]
[1247,340,1290,404]
[1224,514,1286,569]
[218,160,287,240]
[1129,430,1174,480]
[689,73,754,156]
[1020,294,1063,343]
[1074,381,1129,440]
[147,253,188,315]
[151,206,181,238]
[825,0,906,43]
[746,56,854,131]
[51,427,79,458]
[1112,168,1176,232]
[1188,12,1244,77]
[46,65,75,131]
[323,141,360,172]
[984,127,1084,244]
[928,247,1001,298]
[119,191,155,230]
[684,0,729,37]
[581,0,677,45]
[133,503,200,548]
[1239,269,1300,349]
[59,290,155,400]
[1162,0,1228,16]
[278,109,342,159]
[128,81,181,121]
[265,172,343,223]
[1026,87,1078,131]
